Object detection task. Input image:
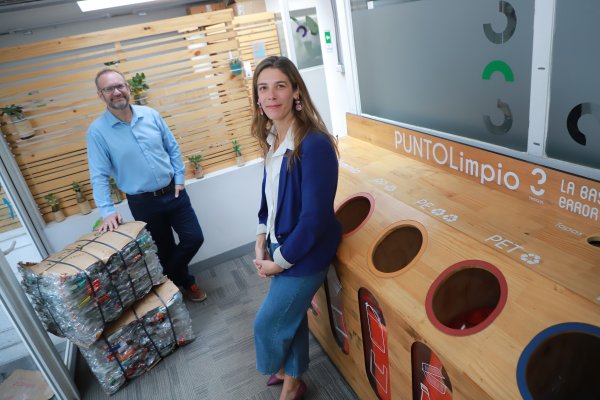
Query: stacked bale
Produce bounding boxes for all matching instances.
[19,222,195,394]
[79,280,194,394]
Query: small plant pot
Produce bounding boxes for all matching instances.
[75,191,92,214]
[236,155,245,167]
[53,210,66,222]
[50,205,65,222]
[3,113,35,139]
[193,166,204,179]
[0,115,13,136]
[134,93,148,105]
[13,118,35,140]
[0,123,8,136]
[230,62,242,76]
[77,199,92,215]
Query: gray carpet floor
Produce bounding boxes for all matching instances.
[75,251,358,400]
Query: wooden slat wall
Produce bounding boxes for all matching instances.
[0,10,279,223]
[233,12,282,100]
[0,185,21,233]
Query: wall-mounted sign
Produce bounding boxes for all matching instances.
[348,114,599,225]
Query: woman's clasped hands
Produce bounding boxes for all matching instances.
[253,258,284,278]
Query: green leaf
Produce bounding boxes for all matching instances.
[92,218,102,231]
[306,16,319,35]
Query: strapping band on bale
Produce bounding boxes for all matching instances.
[78,248,126,311]
[112,230,157,287]
[99,288,180,383]
[100,333,128,381]
[131,306,164,359]
[151,287,178,347]
[34,275,66,337]
[34,247,86,337]
[76,237,141,301]
[43,258,109,327]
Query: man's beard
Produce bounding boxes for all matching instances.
[109,95,129,110]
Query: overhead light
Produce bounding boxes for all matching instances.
[77,0,160,12]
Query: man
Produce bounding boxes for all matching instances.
[87,68,207,302]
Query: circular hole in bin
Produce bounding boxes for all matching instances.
[426,260,507,336]
[335,193,374,237]
[587,236,600,247]
[517,323,600,400]
[370,223,424,275]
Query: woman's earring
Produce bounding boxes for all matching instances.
[257,101,264,115]
[295,97,302,111]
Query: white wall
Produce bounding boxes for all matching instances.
[300,66,333,134]
[43,161,264,264]
[185,160,263,264]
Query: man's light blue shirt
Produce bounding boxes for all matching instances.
[87,105,185,218]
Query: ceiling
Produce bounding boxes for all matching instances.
[0,0,219,36]
[0,0,74,13]
[0,0,211,13]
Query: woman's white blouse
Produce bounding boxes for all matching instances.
[264,126,295,244]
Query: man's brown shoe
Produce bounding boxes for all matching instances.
[181,283,207,302]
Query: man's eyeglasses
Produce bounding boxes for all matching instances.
[99,83,127,94]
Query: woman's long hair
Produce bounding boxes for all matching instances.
[250,56,338,162]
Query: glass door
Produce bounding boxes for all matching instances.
[0,248,79,399]
[0,158,79,399]
[270,0,333,132]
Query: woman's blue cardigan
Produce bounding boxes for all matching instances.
[258,132,342,277]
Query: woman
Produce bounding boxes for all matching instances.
[252,56,342,400]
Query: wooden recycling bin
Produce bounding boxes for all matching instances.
[308,114,600,400]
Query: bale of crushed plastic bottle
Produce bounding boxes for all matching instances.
[19,221,165,347]
[78,279,195,395]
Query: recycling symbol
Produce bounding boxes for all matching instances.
[443,214,458,222]
[520,253,541,265]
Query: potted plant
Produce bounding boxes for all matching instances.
[109,177,123,204]
[188,154,204,179]
[229,57,242,76]
[232,139,245,167]
[72,181,92,215]
[0,104,35,139]
[127,72,150,105]
[44,193,65,222]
